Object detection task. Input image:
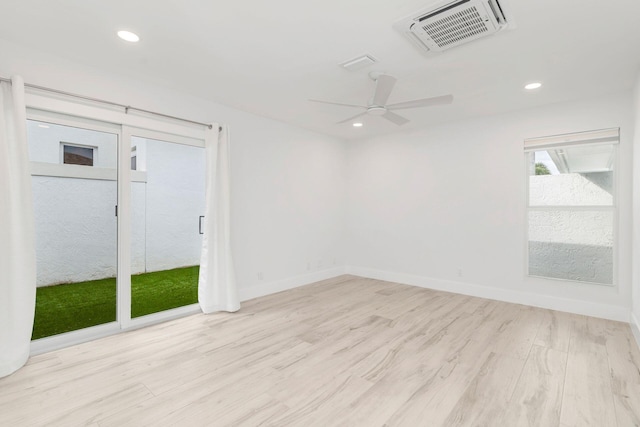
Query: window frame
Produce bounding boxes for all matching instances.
[524,128,619,287]
[60,141,98,166]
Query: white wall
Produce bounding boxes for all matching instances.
[0,38,347,296]
[346,93,633,321]
[632,73,640,342]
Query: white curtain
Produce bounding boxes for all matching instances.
[198,124,240,313]
[0,76,37,378]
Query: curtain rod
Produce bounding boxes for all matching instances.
[0,76,220,131]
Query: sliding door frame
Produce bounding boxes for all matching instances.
[121,126,204,330]
[26,96,208,355]
[27,109,124,354]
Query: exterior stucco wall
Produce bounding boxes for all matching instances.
[137,138,206,273]
[528,241,613,284]
[528,172,613,283]
[529,172,612,206]
[528,208,614,284]
[32,137,205,287]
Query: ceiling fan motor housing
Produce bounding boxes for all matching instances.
[367,106,387,116]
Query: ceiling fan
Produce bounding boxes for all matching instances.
[309,72,453,126]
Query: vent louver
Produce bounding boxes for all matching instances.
[394,0,511,55]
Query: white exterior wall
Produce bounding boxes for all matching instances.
[529,173,613,246]
[131,182,147,275]
[528,173,614,284]
[31,135,205,286]
[529,173,612,206]
[32,176,118,285]
[346,92,633,321]
[139,138,205,272]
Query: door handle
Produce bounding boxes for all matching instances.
[199,216,204,234]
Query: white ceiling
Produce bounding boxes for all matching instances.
[1,0,639,140]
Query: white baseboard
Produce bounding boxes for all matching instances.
[631,312,640,351]
[346,265,629,322]
[238,266,348,302]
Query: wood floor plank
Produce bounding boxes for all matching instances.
[169,392,289,427]
[500,344,567,427]
[560,316,618,427]
[333,360,438,426]
[441,352,526,426]
[485,304,544,360]
[382,315,508,427]
[606,321,640,427]
[0,275,637,426]
[268,374,374,426]
[534,310,573,352]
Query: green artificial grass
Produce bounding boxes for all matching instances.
[32,265,199,340]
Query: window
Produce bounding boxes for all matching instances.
[525,128,618,285]
[62,143,95,166]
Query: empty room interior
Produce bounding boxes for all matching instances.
[1,0,640,425]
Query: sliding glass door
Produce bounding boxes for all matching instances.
[27,113,206,345]
[27,115,120,339]
[126,129,205,321]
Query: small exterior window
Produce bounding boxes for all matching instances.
[525,128,618,285]
[62,143,94,166]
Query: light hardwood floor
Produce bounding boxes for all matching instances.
[1,275,639,426]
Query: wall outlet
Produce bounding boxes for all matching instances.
[333,257,337,265]
[457,269,463,277]
[257,272,263,280]
[317,259,323,268]
[307,261,311,271]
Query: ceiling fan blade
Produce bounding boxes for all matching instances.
[309,99,367,109]
[337,112,367,124]
[387,94,454,110]
[382,111,410,126]
[372,75,397,106]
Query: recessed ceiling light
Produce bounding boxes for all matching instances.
[525,82,542,90]
[37,124,50,129]
[353,122,363,127]
[117,30,140,43]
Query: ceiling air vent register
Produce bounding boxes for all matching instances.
[394,0,512,55]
